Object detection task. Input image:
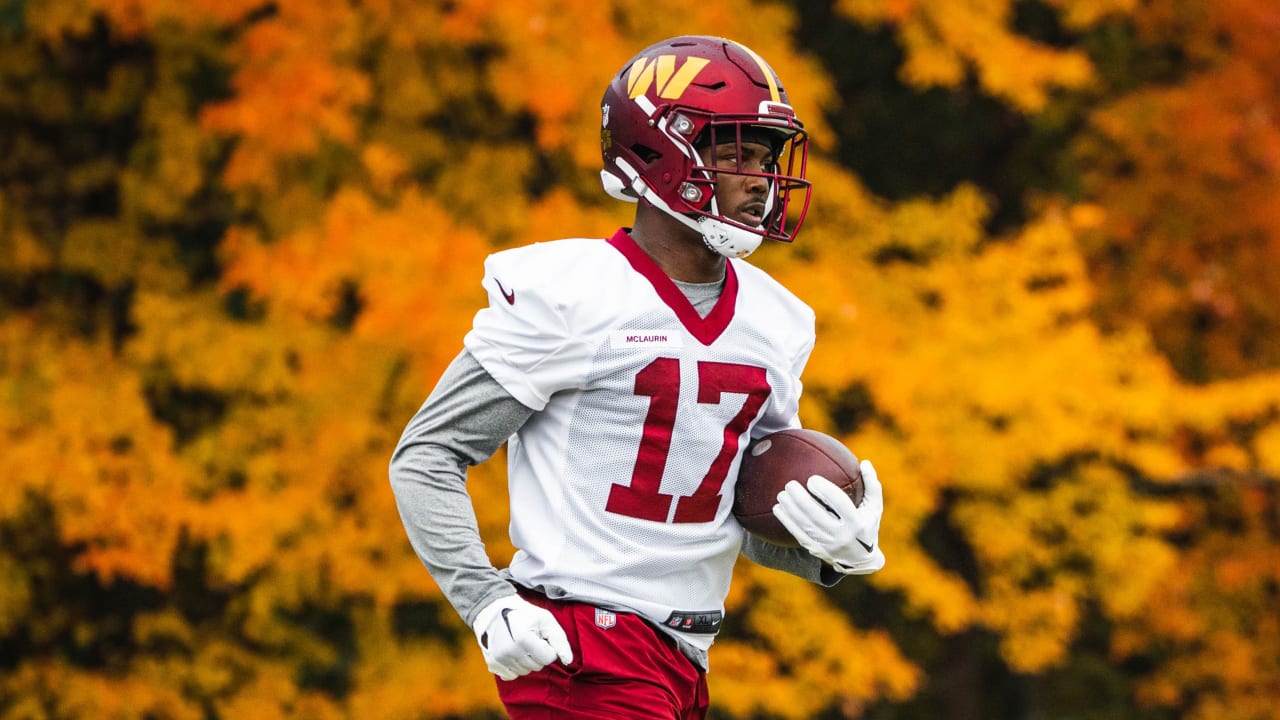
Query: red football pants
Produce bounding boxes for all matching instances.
[494,589,710,720]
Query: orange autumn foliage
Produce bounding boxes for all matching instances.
[1080,0,1280,380]
[2,1,1279,718]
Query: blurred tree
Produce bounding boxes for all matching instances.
[796,0,1280,718]
[1077,0,1280,383]
[2,0,1279,719]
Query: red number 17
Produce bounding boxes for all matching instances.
[605,358,771,524]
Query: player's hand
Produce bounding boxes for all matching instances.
[772,459,885,575]
[472,594,573,681]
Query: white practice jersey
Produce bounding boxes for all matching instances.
[463,229,816,651]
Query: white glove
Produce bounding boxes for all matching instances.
[772,459,885,575]
[472,594,573,681]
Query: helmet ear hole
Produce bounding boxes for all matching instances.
[630,144,661,163]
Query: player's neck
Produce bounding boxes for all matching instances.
[628,210,726,284]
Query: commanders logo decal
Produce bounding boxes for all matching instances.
[626,55,710,100]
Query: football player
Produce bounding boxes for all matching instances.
[390,35,885,719]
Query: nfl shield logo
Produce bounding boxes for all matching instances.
[594,608,617,630]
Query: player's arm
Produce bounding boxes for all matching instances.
[738,312,885,580]
[389,349,532,620]
[389,350,573,679]
[740,533,848,586]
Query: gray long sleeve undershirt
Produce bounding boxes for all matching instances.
[388,279,842,670]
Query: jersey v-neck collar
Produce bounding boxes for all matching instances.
[607,228,738,346]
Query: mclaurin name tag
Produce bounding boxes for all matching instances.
[610,330,684,349]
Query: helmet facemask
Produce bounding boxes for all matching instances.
[616,106,810,259]
[681,114,810,257]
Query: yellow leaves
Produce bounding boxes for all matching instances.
[958,463,1178,671]
[775,161,1212,680]
[91,0,264,36]
[704,643,785,718]
[1114,481,1280,720]
[122,98,215,224]
[218,224,335,321]
[213,664,344,720]
[475,0,835,166]
[218,186,490,377]
[128,290,296,394]
[347,605,499,719]
[1254,422,1280,476]
[353,643,500,718]
[0,318,190,589]
[1078,1,1280,380]
[985,581,1081,672]
[0,552,32,636]
[5,0,1279,715]
[60,220,142,289]
[522,188,630,249]
[794,158,884,237]
[875,542,978,634]
[0,194,54,272]
[22,0,97,45]
[1,660,203,720]
[198,1,372,189]
[806,192,1134,475]
[360,143,409,195]
[835,0,1100,111]
[127,188,494,626]
[486,2,621,151]
[893,182,989,257]
[4,615,352,719]
[717,564,920,718]
[776,185,1192,650]
[1044,0,1137,28]
[431,143,539,241]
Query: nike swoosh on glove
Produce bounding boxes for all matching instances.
[472,594,573,681]
[771,459,886,575]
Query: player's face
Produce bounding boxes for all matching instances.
[704,140,776,228]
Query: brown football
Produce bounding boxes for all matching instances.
[732,428,864,547]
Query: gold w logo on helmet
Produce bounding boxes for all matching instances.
[626,55,710,100]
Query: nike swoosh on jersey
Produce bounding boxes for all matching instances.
[494,278,516,305]
[857,538,875,553]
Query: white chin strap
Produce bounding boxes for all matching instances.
[603,160,764,259]
[695,207,764,260]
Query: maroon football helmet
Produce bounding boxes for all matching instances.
[600,36,811,258]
